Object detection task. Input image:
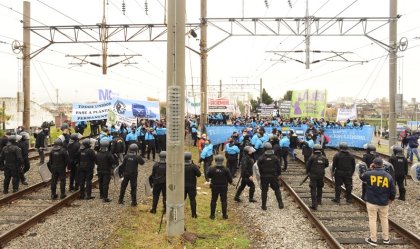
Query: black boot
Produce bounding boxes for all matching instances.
[275,189,284,209]
[249,188,257,202]
[261,190,268,210]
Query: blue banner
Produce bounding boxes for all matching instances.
[323,126,374,148]
[205,125,374,149]
[111,97,160,120]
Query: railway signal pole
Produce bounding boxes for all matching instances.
[166,0,186,237]
[388,0,398,152]
[22,1,31,131]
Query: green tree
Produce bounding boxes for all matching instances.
[283,90,293,101]
[261,88,273,105]
[0,107,11,132]
[250,98,259,112]
[237,100,245,114]
[160,106,166,116]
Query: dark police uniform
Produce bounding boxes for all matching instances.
[17,134,30,184]
[207,157,233,219]
[78,142,96,199]
[48,141,70,199]
[150,161,166,213]
[0,139,23,193]
[118,151,145,206]
[234,152,257,202]
[67,137,81,191]
[361,152,377,200]
[184,158,201,218]
[96,148,116,202]
[306,152,329,209]
[257,151,284,210]
[331,150,355,203]
[388,154,408,201]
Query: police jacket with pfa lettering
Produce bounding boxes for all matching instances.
[121,154,145,175]
[207,166,232,188]
[306,153,329,179]
[257,153,281,178]
[361,168,396,206]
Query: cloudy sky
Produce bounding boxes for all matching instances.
[0,0,419,104]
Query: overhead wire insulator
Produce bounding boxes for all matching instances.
[122,0,126,15]
[264,0,269,8]
[288,0,293,8]
[144,0,149,15]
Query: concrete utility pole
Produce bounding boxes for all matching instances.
[388,0,398,152]
[2,101,5,131]
[219,80,222,98]
[166,0,185,237]
[260,78,263,102]
[305,0,310,69]
[22,1,31,131]
[200,0,208,132]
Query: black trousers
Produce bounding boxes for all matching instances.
[146,140,156,160]
[78,167,94,198]
[38,148,45,164]
[185,186,197,216]
[309,178,324,207]
[19,156,30,182]
[69,162,79,190]
[4,167,19,191]
[51,167,66,197]
[260,177,283,208]
[98,172,111,199]
[361,182,367,200]
[334,174,352,200]
[203,156,213,181]
[395,175,406,199]
[280,148,288,170]
[157,135,166,152]
[151,183,166,210]
[235,177,255,200]
[119,173,138,204]
[210,186,228,216]
[226,154,238,177]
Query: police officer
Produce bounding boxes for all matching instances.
[306,144,329,210]
[150,151,166,213]
[0,136,23,193]
[257,142,284,210]
[118,144,145,206]
[225,138,240,177]
[111,132,126,164]
[234,146,257,203]
[362,158,395,246]
[96,140,117,202]
[17,131,30,185]
[207,155,233,219]
[361,144,378,200]
[331,142,355,203]
[68,133,81,191]
[184,152,201,218]
[35,127,48,164]
[78,139,96,200]
[389,145,408,201]
[48,139,70,199]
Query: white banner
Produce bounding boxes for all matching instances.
[71,101,112,122]
[336,107,357,121]
[186,97,200,115]
[208,98,235,113]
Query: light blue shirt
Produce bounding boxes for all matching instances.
[125,132,137,142]
[280,137,290,148]
[225,144,240,155]
[200,144,214,159]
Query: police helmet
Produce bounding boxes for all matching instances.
[215,155,224,166]
[128,143,138,154]
[7,135,17,143]
[392,145,403,155]
[19,131,30,140]
[367,144,376,152]
[53,138,63,147]
[184,152,192,164]
[82,139,91,148]
[100,140,110,151]
[356,161,368,177]
[383,161,395,177]
[159,151,167,163]
[244,146,256,155]
[263,142,272,150]
[313,144,323,153]
[339,142,348,151]
[70,133,80,141]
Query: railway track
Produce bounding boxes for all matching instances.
[279,157,420,248]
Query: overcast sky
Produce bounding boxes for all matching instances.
[0,0,419,104]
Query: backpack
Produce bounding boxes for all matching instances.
[324,134,330,144]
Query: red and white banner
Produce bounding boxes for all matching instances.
[207,98,235,113]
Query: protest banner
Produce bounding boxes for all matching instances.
[290,90,327,118]
[336,107,357,121]
[71,101,112,121]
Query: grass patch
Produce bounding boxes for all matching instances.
[105,144,250,249]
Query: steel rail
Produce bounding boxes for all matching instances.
[0,180,99,247]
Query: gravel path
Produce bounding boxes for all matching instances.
[4,158,156,249]
[230,177,329,249]
[322,149,420,236]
